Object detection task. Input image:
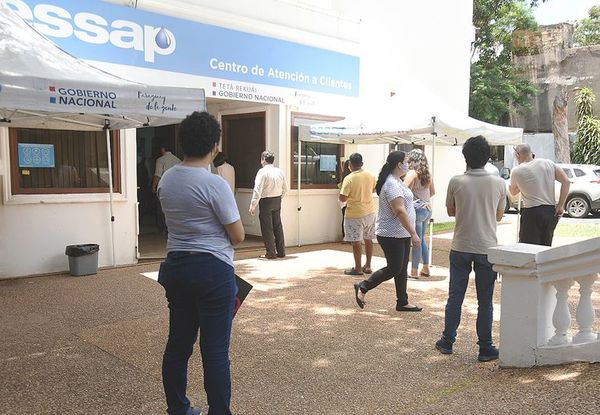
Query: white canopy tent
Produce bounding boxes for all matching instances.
[0,1,205,265]
[296,91,523,258]
[298,92,523,146]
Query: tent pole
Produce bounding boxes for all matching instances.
[515,135,523,243]
[429,117,436,268]
[104,122,116,267]
[297,136,302,247]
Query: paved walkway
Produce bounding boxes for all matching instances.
[1,239,599,414]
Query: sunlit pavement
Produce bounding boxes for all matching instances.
[1,245,599,414]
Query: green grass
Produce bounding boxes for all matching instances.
[426,221,456,235]
[424,220,599,238]
[554,223,600,238]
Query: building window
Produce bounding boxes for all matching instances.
[291,113,343,189]
[9,128,121,195]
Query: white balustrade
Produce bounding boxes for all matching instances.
[488,237,600,367]
[548,279,574,346]
[573,274,598,344]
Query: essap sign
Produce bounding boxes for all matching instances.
[7,0,360,97]
[6,0,175,63]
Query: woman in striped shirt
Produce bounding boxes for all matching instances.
[353,151,422,312]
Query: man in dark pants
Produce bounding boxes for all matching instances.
[249,151,287,259]
[509,143,570,246]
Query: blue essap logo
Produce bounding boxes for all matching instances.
[6,0,176,63]
[155,28,174,50]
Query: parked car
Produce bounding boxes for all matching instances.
[502,163,600,218]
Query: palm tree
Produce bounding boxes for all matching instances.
[573,88,600,165]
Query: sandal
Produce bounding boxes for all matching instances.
[419,272,431,278]
[344,267,364,276]
[361,266,372,274]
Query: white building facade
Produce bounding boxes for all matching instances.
[0,0,474,278]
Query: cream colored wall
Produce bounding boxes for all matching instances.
[0,129,138,278]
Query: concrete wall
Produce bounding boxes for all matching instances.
[512,24,600,133]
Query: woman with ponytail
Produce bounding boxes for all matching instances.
[404,149,435,278]
[353,151,422,311]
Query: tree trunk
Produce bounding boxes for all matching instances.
[552,88,571,163]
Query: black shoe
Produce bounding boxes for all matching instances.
[276,253,286,258]
[435,338,453,354]
[353,282,365,309]
[478,346,499,362]
[396,304,422,312]
[187,407,202,415]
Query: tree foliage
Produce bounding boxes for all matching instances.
[574,5,600,47]
[573,88,600,165]
[470,0,539,124]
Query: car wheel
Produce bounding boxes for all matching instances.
[566,196,590,218]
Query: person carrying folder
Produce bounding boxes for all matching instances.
[157,111,245,415]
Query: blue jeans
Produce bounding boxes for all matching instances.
[158,252,236,415]
[411,207,431,268]
[442,250,497,348]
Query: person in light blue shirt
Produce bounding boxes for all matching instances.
[157,111,244,415]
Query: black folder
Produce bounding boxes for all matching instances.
[234,274,253,317]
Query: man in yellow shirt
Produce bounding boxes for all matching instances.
[339,153,377,275]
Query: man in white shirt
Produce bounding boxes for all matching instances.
[509,143,570,246]
[249,151,287,259]
[213,152,235,193]
[152,143,181,233]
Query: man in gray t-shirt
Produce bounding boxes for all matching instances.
[435,136,506,363]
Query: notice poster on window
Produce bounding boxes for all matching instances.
[319,154,336,172]
[18,143,55,168]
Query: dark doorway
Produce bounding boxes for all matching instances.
[222,112,266,189]
[136,124,180,258]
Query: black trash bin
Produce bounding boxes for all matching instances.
[65,244,100,276]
